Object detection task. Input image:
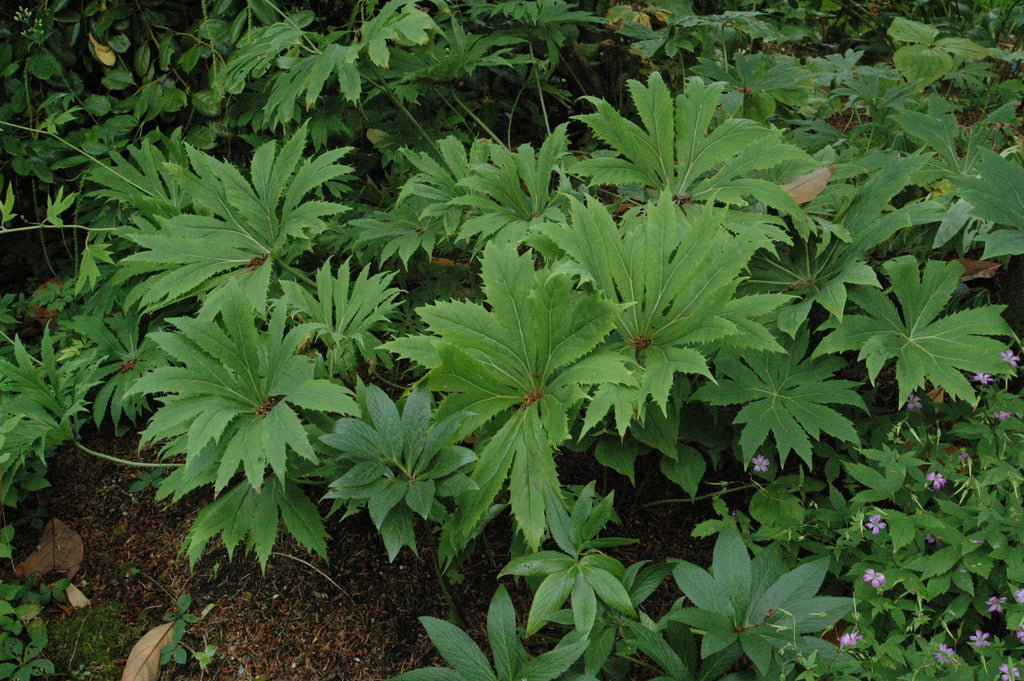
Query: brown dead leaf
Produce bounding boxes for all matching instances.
[121,622,174,681]
[956,258,1001,282]
[781,165,837,204]
[88,33,117,67]
[431,256,457,267]
[365,128,387,145]
[15,519,84,580]
[65,583,91,609]
[926,386,946,403]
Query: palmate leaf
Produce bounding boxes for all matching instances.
[119,124,351,312]
[548,195,779,430]
[320,385,476,561]
[746,152,939,336]
[814,256,1011,404]
[352,136,490,264]
[694,331,866,466]
[957,150,1024,258]
[280,260,400,377]
[128,283,357,568]
[574,72,808,217]
[385,243,629,554]
[454,124,573,246]
[68,312,166,431]
[184,476,327,571]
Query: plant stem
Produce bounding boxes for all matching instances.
[74,440,181,469]
[278,260,317,288]
[424,522,466,627]
[641,482,758,508]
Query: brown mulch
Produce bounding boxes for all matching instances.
[6,430,719,680]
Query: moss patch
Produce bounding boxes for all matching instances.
[46,601,145,678]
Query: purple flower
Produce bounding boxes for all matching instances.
[1016,624,1024,645]
[865,514,887,535]
[905,393,923,410]
[1001,663,1021,681]
[838,630,863,647]
[969,630,990,647]
[1001,349,1020,367]
[1015,588,1024,604]
[986,596,1008,613]
[933,643,955,663]
[751,454,770,473]
[926,471,947,490]
[958,451,969,462]
[925,533,940,545]
[995,411,1013,421]
[973,372,994,385]
[863,568,886,588]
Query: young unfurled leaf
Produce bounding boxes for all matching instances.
[815,256,1011,404]
[746,152,938,336]
[320,385,476,561]
[385,243,629,553]
[695,331,865,466]
[120,622,174,681]
[670,526,850,674]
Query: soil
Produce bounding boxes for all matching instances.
[5,428,721,681]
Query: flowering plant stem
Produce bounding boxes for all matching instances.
[641,483,758,509]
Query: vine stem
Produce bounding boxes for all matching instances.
[641,482,758,509]
[74,440,180,469]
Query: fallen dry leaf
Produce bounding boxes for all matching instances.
[89,33,117,67]
[926,386,946,403]
[431,256,457,267]
[365,128,387,145]
[15,519,84,580]
[121,622,175,681]
[65,583,91,609]
[781,165,837,204]
[956,258,1001,282]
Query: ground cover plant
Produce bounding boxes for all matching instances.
[4,0,1024,679]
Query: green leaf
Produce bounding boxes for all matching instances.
[526,571,575,636]
[488,587,527,680]
[695,330,865,466]
[574,72,808,217]
[894,45,953,86]
[389,243,625,553]
[583,566,635,617]
[672,561,734,618]
[814,256,1010,404]
[549,195,760,424]
[120,125,351,313]
[711,526,752,620]
[957,150,1024,257]
[420,616,497,681]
